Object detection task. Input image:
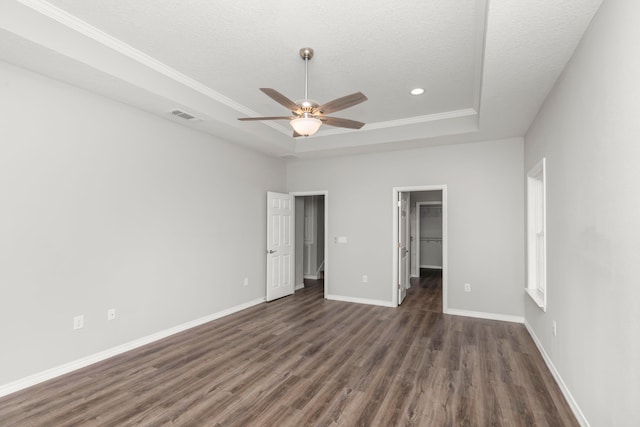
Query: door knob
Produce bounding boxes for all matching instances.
[267,249,276,254]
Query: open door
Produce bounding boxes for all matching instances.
[266,192,295,301]
[398,192,410,304]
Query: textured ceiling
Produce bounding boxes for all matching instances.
[44,0,480,122]
[0,0,603,158]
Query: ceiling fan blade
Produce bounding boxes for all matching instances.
[321,116,366,129]
[238,116,295,121]
[316,92,367,115]
[260,88,301,113]
[293,130,302,138]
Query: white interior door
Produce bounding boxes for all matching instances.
[398,192,410,304]
[266,192,295,301]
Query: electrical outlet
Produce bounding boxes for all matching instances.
[243,277,249,287]
[464,283,471,292]
[107,308,116,321]
[362,275,368,283]
[73,315,84,330]
[552,320,557,337]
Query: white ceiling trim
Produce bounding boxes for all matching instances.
[15,0,293,135]
[4,0,604,158]
[356,108,478,131]
[307,108,478,139]
[16,0,485,143]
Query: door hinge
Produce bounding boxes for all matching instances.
[398,283,402,289]
[397,200,402,207]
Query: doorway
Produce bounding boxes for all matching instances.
[292,191,328,298]
[392,185,447,311]
[416,201,443,272]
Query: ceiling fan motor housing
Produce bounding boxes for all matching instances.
[296,99,320,115]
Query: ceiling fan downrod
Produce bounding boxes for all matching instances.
[300,47,313,101]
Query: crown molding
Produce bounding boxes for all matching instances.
[14,1,482,142]
[15,0,292,135]
[307,108,478,139]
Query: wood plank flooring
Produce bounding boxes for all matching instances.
[0,278,578,426]
[403,268,443,313]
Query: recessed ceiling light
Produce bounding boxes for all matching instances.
[410,88,425,96]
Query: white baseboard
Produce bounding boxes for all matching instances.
[420,265,443,269]
[0,297,266,398]
[295,283,305,290]
[524,320,590,427]
[303,274,318,280]
[445,308,524,324]
[325,294,395,308]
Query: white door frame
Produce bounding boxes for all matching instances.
[290,191,329,299]
[392,185,447,310]
[398,191,410,304]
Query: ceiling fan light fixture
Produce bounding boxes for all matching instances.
[238,47,367,136]
[290,117,322,137]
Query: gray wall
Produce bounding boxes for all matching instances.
[524,1,640,425]
[287,138,524,315]
[0,61,286,385]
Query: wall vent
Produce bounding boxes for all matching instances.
[170,110,198,121]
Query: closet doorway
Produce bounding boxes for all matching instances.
[392,185,447,312]
[416,202,443,271]
[292,192,327,296]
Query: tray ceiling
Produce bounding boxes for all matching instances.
[0,0,603,158]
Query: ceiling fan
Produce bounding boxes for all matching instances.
[238,47,367,137]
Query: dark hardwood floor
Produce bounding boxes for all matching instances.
[402,268,443,313]
[0,278,577,426]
